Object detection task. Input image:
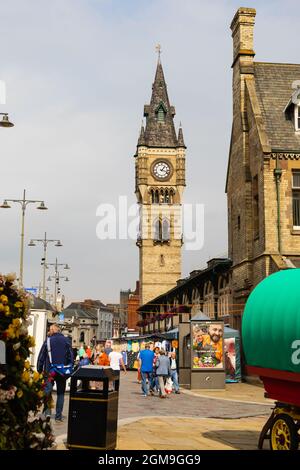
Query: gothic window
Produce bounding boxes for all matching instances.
[170,189,174,204]
[157,105,165,122]
[154,219,161,241]
[150,189,154,204]
[160,189,164,204]
[165,189,169,204]
[154,190,159,204]
[162,218,170,241]
[296,105,300,131]
[292,171,300,228]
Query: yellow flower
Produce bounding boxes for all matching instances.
[0,294,8,304]
[24,360,31,370]
[27,336,35,347]
[4,306,10,316]
[14,301,23,309]
[17,390,23,398]
[37,390,44,398]
[15,354,21,361]
[0,303,4,311]
[12,318,21,327]
[33,371,40,382]
[22,370,30,383]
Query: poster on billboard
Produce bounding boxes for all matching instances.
[191,321,224,369]
[224,337,237,380]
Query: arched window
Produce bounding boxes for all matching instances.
[155,190,159,204]
[154,219,161,241]
[165,189,169,204]
[160,189,164,204]
[162,218,170,241]
[79,331,85,343]
[150,189,155,204]
[170,189,174,204]
[157,106,165,122]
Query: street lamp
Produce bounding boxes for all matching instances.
[47,258,70,308]
[0,189,48,287]
[0,112,14,128]
[28,232,63,300]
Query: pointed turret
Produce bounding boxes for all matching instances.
[137,124,146,146]
[142,61,178,148]
[177,124,186,148]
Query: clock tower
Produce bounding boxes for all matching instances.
[135,58,186,305]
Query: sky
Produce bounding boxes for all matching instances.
[0,0,299,305]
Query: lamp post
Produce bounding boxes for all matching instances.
[0,189,48,287]
[28,233,62,300]
[47,258,70,308]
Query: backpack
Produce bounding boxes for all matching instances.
[47,337,73,377]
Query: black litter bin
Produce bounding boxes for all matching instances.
[67,365,120,450]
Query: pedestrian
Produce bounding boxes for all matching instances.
[151,346,160,393]
[108,347,126,373]
[37,324,73,422]
[96,345,110,366]
[104,339,113,356]
[78,343,85,359]
[169,351,180,394]
[155,349,171,399]
[138,343,155,397]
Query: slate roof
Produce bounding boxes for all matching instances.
[30,296,55,312]
[254,62,300,152]
[140,61,179,148]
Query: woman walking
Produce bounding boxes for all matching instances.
[155,349,171,399]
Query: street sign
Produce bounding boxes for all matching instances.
[25,287,38,296]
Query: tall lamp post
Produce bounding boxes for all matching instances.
[28,233,62,300]
[0,189,48,286]
[47,258,70,308]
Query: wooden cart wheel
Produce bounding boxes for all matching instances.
[270,414,299,451]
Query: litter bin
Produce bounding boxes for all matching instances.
[67,365,120,450]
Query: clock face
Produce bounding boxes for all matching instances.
[153,161,171,180]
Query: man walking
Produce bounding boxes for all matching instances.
[169,351,180,394]
[138,343,154,397]
[37,324,73,422]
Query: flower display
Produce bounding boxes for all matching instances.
[0,273,54,449]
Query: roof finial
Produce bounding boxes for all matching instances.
[155,43,162,64]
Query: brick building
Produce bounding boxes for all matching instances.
[138,7,300,332]
[227,7,300,329]
[127,281,140,332]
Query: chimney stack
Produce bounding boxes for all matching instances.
[230,7,256,67]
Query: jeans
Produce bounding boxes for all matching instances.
[44,374,67,420]
[170,369,179,392]
[141,371,153,396]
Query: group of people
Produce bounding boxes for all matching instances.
[37,326,126,422]
[138,344,180,398]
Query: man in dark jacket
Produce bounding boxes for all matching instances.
[37,324,73,422]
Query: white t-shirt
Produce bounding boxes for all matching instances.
[109,351,123,370]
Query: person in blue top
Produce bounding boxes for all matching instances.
[37,324,73,422]
[138,343,155,397]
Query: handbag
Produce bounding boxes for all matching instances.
[47,338,73,377]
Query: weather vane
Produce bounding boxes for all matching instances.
[155,44,162,62]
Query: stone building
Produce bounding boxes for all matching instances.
[138,7,300,332]
[226,7,300,329]
[127,281,140,332]
[62,300,113,347]
[138,258,231,334]
[135,57,186,305]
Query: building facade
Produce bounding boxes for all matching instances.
[135,58,186,305]
[138,7,300,332]
[127,281,140,332]
[62,300,113,347]
[226,7,300,329]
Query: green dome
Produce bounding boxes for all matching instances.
[242,269,300,373]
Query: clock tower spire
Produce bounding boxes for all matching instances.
[135,57,186,305]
